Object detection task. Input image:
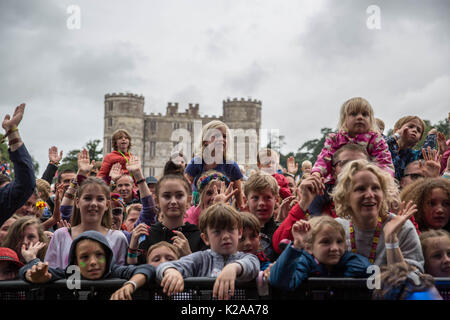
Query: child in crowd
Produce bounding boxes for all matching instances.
[45,176,128,268]
[19,230,155,301]
[146,241,180,268]
[0,214,19,243]
[400,177,450,232]
[243,171,280,261]
[238,211,272,271]
[0,247,23,281]
[97,129,133,185]
[311,97,394,183]
[419,229,450,277]
[184,170,237,226]
[269,216,371,291]
[386,115,436,181]
[156,203,260,300]
[257,148,292,200]
[131,174,208,265]
[1,216,48,264]
[184,120,244,209]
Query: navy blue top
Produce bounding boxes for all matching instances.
[185,156,243,191]
[0,144,36,226]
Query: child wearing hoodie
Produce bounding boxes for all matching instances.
[19,230,155,300]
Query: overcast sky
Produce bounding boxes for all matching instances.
[1,0,448,176]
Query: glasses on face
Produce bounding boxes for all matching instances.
[403,173,425,180]
[112,208,124,216]
[332,159,352,168]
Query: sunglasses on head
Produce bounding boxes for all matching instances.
[112,207,124,216]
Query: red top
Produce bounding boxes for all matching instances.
[97,150,132,184]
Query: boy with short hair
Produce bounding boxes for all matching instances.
[237,211,271,271]
[156,203,260,300]
[243,172,280,261]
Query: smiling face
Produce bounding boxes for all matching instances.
[423,236,450,277]
[247,188,277,226]
[116,175,133,203]
[76,185,109,225]
[201,225,242,256]
[309,225,346,267]
[349,170,384,228]
[75,240,107,280]
[200,180,222,208]
[423,188,450,230]
[115,134,130,153]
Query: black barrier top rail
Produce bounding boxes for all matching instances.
[0,277,449,300]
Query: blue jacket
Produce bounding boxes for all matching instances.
[269,243,371,291]
[19,230,155,283]
[0,144,36,226]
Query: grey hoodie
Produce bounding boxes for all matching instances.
[20,230,155,283]
[156,249,260,282]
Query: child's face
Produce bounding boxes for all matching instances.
[423,188,450,230]
[302,164,312,174]
[238,228,260,255]
[116,134,130,153]
[20,225,39,250]
[0,261,18,281]
[202,225,242,256]
[76,240,107,280]
[247,189,276,226]
[345,110,371,135]
[424,236,450,277]
[398,119,423,146]
[201,181,222,208]
[309,225,346,267]
[0,217,16,243]
[157,179,190,219]
[147,246,178,267]
[258,153,279,175]
[76,185,109,224]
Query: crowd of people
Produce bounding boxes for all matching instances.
[0,98,449,301]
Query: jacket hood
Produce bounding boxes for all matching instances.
[67,230,114,278]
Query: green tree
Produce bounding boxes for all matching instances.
[1,135,39,177]
[59,139,103,173]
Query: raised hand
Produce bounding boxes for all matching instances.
[276,196,296,223]
[287,156,299,175]
[436,132,448,155]
[291,220,311,250]
[109,162,123,182]
[383,201,417,243]
[48,146,63,165]
[422,146,441,178]
[297,175,324,211]
[2,103,25,132]
[126,155,142,176]
[77,149,95,175]
[21,241,47,263]
[25,262,52,283]
[129,223,149,249]
[56,219,71,229]
[212,182,238,205]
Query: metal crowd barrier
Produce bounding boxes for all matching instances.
[0,277,449,300]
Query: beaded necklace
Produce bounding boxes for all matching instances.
[349,217,382,264]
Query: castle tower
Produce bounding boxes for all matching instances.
[104,93,145,161]
[222,97,262,167]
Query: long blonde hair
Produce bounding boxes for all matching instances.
[196,120,233,163]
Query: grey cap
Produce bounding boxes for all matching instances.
[145,176,158,185]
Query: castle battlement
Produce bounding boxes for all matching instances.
[223,97,262,105]
[105,92,144,100]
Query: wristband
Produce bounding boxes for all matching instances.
[64,192,75,200]
[385,242,400,249]
[127,252,137,258]
[124,280,137,291]
[8,138,21,146]
[136,178,145,185]
[0,126,18,143]
[442,172,450,180]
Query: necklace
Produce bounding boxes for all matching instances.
[349,217,381,264]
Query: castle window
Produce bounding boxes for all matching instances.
[173,122,180,130]
[150,120,157,133]
[108,101,113,111]
[108,118,113,128]
[187,122,193,132]
[150,141,156,157]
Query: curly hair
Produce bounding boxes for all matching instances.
[372,262,436,300]
[331,159,398,220]
[400,177,450,232]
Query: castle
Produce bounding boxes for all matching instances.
[103,93,262,177]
